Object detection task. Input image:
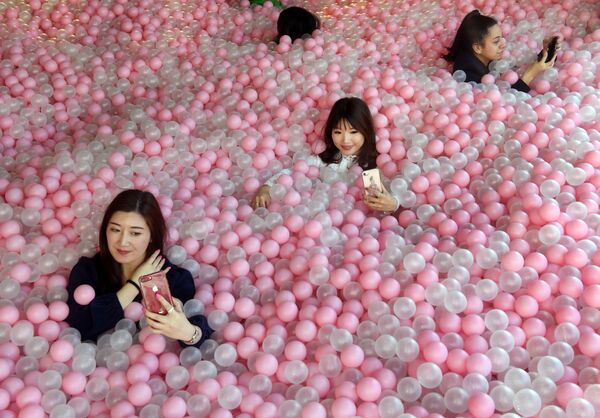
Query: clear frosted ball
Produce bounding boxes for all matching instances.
[537,356,564,381]
[396,337,419,362]
[217,385,242,410]
[393,297,416,320]
[166,366,190,390]
[565,398,594,418]
[505,367,532,391]
[539,405,567,418]
[397,377,422,402]
[379,396,404,417]
[444,290,468,313]
[532,376,557,404]
[417,362,442,389]
[513,388,542,417]
[443,386,469,413]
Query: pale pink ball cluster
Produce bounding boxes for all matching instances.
[0,0,600,417]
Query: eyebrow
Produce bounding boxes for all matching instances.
[109,222,146,230]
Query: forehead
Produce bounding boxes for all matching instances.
[485,24,503,39]
[335,119,355,129]
[109,211,149,229]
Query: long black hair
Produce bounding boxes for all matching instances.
[98,189,166,292]
[319,97,378,170]
[444,10,498,62]
[277,7,320,42]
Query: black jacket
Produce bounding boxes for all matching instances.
[453,51,530,93]
[66,254,213,346]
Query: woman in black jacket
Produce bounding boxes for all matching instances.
[66,189,212,346]
[444,10,559,93]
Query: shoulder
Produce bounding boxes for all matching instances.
[453,52,486,78]
[71,255,100,275]
[164,259,193,282]
[68,255,102,289]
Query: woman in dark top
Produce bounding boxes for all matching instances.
[444,10,559,93]
[66,189,212,346]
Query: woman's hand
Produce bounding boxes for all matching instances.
[543,36,562,53]
[144,296,198,342]
[130,250,166,283]
[522,49,557,85]
[363,185,399,213]
[251,185,271,209]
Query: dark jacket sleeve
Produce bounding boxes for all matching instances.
[511,78,531,93]
[167,264,213,347]
[66,257,125,342]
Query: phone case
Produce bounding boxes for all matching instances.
[362,169,383,191]
[538,37,558,63]
[140,271,173,315]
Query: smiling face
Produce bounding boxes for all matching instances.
[331,119,365,156]
[473,24,505,64]
[106,211,151,272]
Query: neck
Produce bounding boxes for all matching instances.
[121,260,142,281]
[474,52,491,66]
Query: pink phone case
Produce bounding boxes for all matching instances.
[140,271,173,315]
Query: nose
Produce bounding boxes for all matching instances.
[343,131,352,142]
[118,232,129,247]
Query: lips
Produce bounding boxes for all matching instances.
[116,249,131,256]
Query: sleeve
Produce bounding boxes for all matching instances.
[264,155,325,187]
[511,78,531,93]
[167,266,214,347]
[66,258,125,342]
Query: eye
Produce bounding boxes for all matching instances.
[110,228,120,233]
[130,232,141,236]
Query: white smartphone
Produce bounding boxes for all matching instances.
[362,168,383,193]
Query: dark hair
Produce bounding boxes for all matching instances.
[98,189,166,292]
[319,97,378,170]
[444,10,498,62]
[277,7,320,42]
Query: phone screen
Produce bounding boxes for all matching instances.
[140,271,173,315]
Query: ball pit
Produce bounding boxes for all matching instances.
[0,0,600,417]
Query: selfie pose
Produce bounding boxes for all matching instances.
[66,189,212,346]
[252,97,400,213]
[444,10,560,92]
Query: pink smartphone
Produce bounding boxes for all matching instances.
[139,271,173,315]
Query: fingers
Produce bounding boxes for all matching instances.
[173,298,184,312]
[539,48,548,63]
[156,294,173,312]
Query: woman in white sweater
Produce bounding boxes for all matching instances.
[252,97,400,213]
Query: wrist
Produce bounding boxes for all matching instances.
[126,279,141,292]
[184,324,201,345]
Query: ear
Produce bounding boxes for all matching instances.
[472,42,483,55]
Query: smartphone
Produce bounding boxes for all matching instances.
[538,36,558,63]
[140,271,173,315]
[362,168,383,193]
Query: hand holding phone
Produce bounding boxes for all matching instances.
[362,168,383,194]
[140,270,173,315]
[538,36,558,63]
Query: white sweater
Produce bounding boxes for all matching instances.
[264,154,401,212]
